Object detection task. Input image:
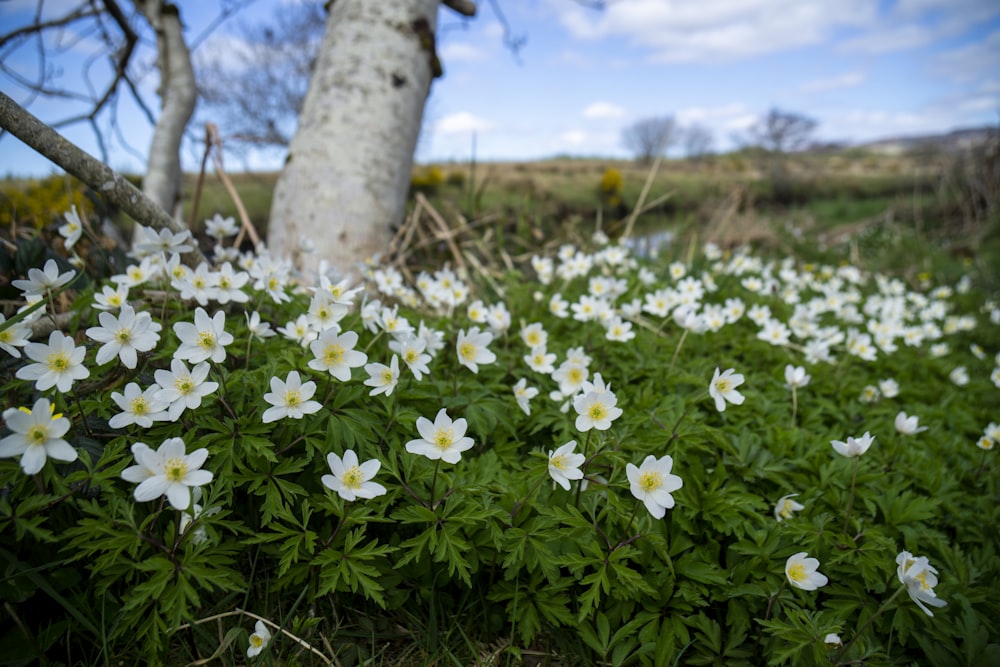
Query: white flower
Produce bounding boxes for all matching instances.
[389,334,431,381]
[246,620,272,658]
[524,346,556,374]
[262,371,322,423]
[0,314,31,358]
[153,359,219,420]
[134,226,194,257]
[173,308,233,364]
[858,385,880,403]
[109,382,168,428]
[245,311,276,340]
[896,551,947,617]
[308,329,367,381]
[709,367,745,412]
[456,326,496,373]
[878,378,900,398]
[205,213,238,240]
[513,378,539,415]
[831,431,875,457]
[774,494,805,522]
[784,552,828,590]
[93,283,129,311]
[784,365,810,389]
[321,449,387,501]
[174,262,219,306]
[949,366,969,386]
[364,355,401,396]
[214,262,250,304]
[520,322,547,348]
[11,259,75,298]
[626,455,683,519]
[894,411,928,435]
[16,330,90,392]
[552,360,588,396]
[0,398,76,474]
[86,304,162,369]
[573,386,623,431]
[547,441,585,490]
[824,633,843,647]
[121,437,213,510]
[405,408,474,464]
[59,206,84,249]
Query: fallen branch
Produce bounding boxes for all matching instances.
[0,89,206,265]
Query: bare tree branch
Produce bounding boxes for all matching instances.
[442,0,477,17]
[0,89,206,264]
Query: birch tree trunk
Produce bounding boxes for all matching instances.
[267,0,440,277]
[137,0,197,217]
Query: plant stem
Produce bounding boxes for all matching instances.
[429,459,442,510]
[764,579,788,621]
[574,431,593,508]
[790,386,798,429]
[843,457,860,535]
[834,585,906,663]
[668,328,689,373]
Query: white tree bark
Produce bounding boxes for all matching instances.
[137,0,197,217]
[267,0,441,277]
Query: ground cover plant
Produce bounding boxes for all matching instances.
[1,207,999,666]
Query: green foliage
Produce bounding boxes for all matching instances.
[0,220,998,666]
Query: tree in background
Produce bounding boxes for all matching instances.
[747,108,818,155]
[621,115,676,164]
[266,0,478,276]
[681,123,714,162]
[743,108,819,204]
[197,1,326,150]
[0,0,243,215]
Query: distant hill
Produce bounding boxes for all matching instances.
[857,126,994,155]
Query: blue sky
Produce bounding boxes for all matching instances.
[1,0,998,176]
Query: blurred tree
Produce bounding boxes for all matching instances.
[0,0,245,216]
[747,108,817,154]
[681,123,714,161]
[197,1,326,149]
[621,115,676,164]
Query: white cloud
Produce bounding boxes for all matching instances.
[799,71,866,93]
[435,112,494,135]
[557,0,877,62]
[934,29,1000,83]
[439,42,488,62]
[676,104,756,132]
[583,102,626,119]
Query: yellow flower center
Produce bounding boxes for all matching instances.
[915,571,932,591]
[342,465,364,489]
[588,404,607,421]
[219,276,231,289]
[116,328,132,344]
[526,331,541,346]
[192,276,206,288]
[197,331,216,350]
[0,330,11,343]
[433,428,453,450]
[27,424,48,444]
[404,350,418,363]
[164,457,188,482]
[109,294,123,306]
[323,344,344,365]
[568,368,584,384]
[715,379,731,393]
[550,454,567,471]
[250,634,264,649]
[175,376,194,395]
[381,369,394,383]
[787,563,806,582]
[459,342,476,361]
[130,397,149,415]
[779,500,794,518]
[639,471,662,493]
[47,352,70,372]
[284,389,301,407]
